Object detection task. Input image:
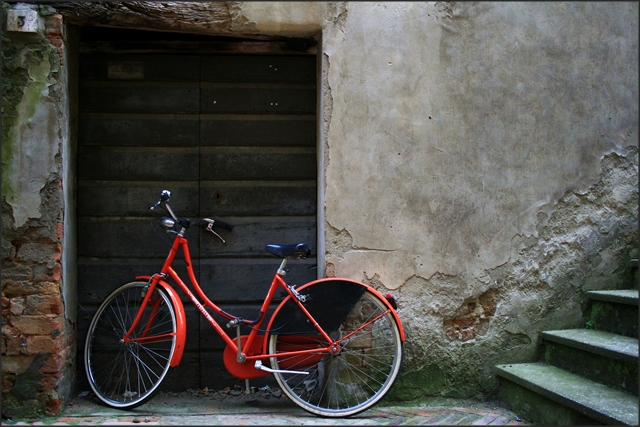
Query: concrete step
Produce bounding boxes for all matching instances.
[542,329,638,363]
[542,329,638,395]
[587,289,638,338]
[587,289,639,306]
[496,362,639,425]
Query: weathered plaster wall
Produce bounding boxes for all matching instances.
[239,1,639,399]
[322,1,638,286]
[2,2,75,418]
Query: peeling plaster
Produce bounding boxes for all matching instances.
[2,50,61,228]
[323,2,638,293]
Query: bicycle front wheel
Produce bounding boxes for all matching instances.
[268,289,403,417]
[84,281,177,409]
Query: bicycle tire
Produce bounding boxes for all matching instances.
[84,281,177,409]
[268,289,403,417]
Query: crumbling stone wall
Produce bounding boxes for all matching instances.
[384,147,638,400]
[2,4,74,418]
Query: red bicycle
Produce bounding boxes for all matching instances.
[84,190,405,417]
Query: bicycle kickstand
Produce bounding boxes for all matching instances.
[229,320,251,394]
[237,324,251,394]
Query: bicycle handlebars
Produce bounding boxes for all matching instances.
[150,190,234,234]
[150,189,172,210]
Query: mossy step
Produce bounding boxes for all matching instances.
[542,329,638,395]
[588,291,639,338]
[587,289,638,305]
[495,362,639,425]
[542,329,638,364]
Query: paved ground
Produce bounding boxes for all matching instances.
[3,387,530,426]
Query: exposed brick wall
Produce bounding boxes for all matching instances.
[44,13,64,55]
[443,289,499,342]
[1,195,76,416]
[1,198,74,417]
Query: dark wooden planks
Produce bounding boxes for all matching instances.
[199,258,318,303]
[79,54,201,81]
[200,147,316,181]
[200,115,316,147]
[77,147,200,181]
[78,181,199,216]
[200,55,316,83]
[80,81,200,114]
[201,83,315,115]
[200,181,316,217]
[76,42,317,391]
[79,113,200,147]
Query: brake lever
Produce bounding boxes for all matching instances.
[202,219,226,244]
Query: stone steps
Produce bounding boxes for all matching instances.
[542,328,638,364]
[542,328,638,395]
[587,289,639,338]
[587,289,640,305]
[495,363,638,425]
[496,284,639,425]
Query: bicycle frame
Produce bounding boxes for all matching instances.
[122,227,404,379]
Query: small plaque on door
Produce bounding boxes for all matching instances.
[108,61,144,79]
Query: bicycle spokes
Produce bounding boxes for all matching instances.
[269,289,403,417]
[85,282,177,409]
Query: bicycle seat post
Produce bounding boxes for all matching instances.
[277,258,288,276]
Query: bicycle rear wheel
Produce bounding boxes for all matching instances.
[84,281,177,409]
[268,289,403,417]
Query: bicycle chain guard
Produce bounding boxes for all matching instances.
[223,335,271,379]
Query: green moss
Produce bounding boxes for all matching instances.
[386,363,446,401]
[585,319,595,329]
[591,301,638,337]
[1,392,45,419]
[544,341,638,394]
[1,28,56,204]
[2,35,26,195]
[498,379,601,425]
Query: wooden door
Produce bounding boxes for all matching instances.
[76,29,317,390]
